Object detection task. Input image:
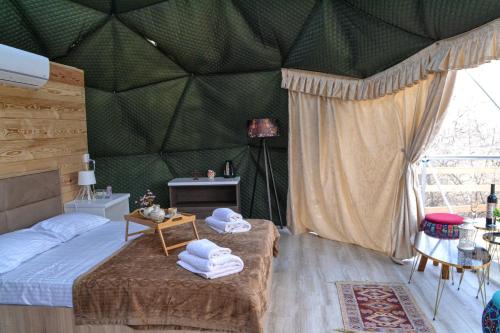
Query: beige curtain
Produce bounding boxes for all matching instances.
[282,18,499,100]
[288,72,455,257]
[284,18,499,258]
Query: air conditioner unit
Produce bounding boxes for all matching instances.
[0,44,49,89]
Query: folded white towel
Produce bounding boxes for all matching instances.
[205,216,252,234]
[186,239,231,259]
[177,260,244,279]
[205,222,227,234]
[178,250,244,272]
[212,208,243,222]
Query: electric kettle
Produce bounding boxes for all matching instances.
[223,160,235,178]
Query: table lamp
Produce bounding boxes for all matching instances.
[75,154,96,200]
[247,118,283,228]
[76,170,96,200]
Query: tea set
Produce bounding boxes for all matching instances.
[139,205,177,223]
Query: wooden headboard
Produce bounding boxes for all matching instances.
[0,170,62,234]
[0,62,87,203]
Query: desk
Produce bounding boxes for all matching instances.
[168,177,241,218]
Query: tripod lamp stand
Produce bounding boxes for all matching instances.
[75,153,96,201]
[247,118,284,228]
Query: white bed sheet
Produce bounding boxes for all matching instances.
[0,221,147,307]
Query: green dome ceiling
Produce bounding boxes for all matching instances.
[1,0,499,224]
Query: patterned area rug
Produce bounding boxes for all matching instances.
[336,282,435,333]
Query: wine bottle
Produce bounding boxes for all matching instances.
[486,184,497,227]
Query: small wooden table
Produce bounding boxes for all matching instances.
[124,209,199,256]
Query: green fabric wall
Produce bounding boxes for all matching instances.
[2,0,500,224]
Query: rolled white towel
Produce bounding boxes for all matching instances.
[212,208,243,222]
[178,250,243,272]
[177,259,244,279]
[205,216,251,234]
[186,239,231,259]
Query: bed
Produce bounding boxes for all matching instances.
[0,170,279,333]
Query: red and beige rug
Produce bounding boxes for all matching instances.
[336,282,435,333]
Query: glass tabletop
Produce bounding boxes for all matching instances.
[414,231,491,269]
[483,232,500,246]
[474,223,499,231]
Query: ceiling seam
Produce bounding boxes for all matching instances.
[8,0,50,56]
[230,1,282,56]
[115,72,189,93]
[115,0,165,15]
[196,68,280,77]
[281,0,322,67]
[65,0,110,14]
[112,15,117,92]
[83,75,189,93]
[94,152,167,160]
[52,15,111,62]
[165,145,251,155]
[158,152,177,179]
[114,14,190,74]
[161,75,194,152]
[341,0,436,42]
[118,154,166,186]
[161,145,250,178]
[417,0,433,40]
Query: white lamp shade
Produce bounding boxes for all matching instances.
[78,171,96,185]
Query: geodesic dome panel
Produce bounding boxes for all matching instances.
[2,0,499,225]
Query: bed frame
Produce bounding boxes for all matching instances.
[0,170,207,333]
[0,170,62,235]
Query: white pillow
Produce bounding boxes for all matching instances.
[0,229,62,274]
[31,212,110,242]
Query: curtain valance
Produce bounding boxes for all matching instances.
[282,18,499,100]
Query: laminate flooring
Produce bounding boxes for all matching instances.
[265,232,496,333]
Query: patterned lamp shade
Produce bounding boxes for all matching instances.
[247,118,280,138]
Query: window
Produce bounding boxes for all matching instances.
[421,61,500,217]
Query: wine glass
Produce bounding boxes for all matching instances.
[470,201,479,220]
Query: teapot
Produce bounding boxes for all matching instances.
[139,204,166,222]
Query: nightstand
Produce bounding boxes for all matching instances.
[64,193,130,221]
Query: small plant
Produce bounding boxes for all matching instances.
[135,190,156,208]
[494,208,500,222]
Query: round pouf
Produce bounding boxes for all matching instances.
[422,213,464,239]
[483,291,500,333]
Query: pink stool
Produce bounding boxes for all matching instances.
[421,213,464,239]
[418,213,464,271]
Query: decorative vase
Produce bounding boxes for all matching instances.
[457,218,475,251]
[207,169,216,180]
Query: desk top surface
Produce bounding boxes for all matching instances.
[168,177,240,186]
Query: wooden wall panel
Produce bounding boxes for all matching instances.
[0,62,87,203]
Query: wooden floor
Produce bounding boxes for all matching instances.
[266,232,498,333]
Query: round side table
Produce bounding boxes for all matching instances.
[475,223,499,236]
[483,232,500,284]
[409,231,491,320]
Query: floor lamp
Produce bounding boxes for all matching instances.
[247,118,284,228]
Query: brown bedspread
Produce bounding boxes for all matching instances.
[73,219,279,333]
